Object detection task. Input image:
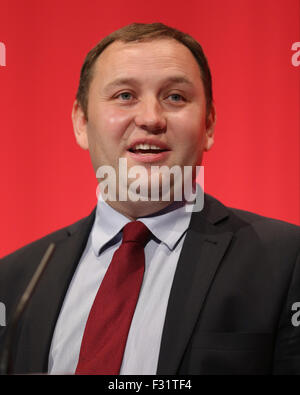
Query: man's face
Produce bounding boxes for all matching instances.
[73,38,215,216]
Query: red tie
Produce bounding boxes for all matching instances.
[75,221,151,375]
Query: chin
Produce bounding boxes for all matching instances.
[120,199,176,220]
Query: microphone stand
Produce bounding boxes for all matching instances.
[0,243,56,375]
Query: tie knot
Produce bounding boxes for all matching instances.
[122,221,151,247]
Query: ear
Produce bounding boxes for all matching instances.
[72,100,89,150]
[204,103,216,152]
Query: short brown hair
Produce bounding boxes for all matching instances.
[76,22,213,119]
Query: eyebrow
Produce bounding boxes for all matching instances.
[103,76,194,92]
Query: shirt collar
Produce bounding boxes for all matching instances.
[91,195,193,256]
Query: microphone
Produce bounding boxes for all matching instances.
[0,243,56,375]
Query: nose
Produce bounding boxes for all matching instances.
[134,96,167,134]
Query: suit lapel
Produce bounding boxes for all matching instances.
[157,196,233,374]
[14,210,96,374]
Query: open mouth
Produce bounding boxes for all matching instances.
[128,143,169,154]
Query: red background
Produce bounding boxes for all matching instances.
[0,0,299,258]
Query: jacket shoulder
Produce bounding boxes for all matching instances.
[228,204,300,238]
[203,194,300,247]
[0,210,96,275]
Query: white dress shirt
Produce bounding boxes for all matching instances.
[48,196,193,374]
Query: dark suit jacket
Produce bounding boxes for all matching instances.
[1,194,300,375]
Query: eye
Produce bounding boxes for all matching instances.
[116,92,133,101]
[167,93,185,102]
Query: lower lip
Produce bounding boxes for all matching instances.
[127,150,170,163]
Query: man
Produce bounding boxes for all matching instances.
[0,22,300,375]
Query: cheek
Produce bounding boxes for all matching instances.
[171,110,206,146]
[170,111,207,167]
[97,106,133,139]
[87,107,133,166]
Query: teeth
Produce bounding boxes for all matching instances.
[133,143,162,150]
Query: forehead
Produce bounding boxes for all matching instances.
[92,38,203,87]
